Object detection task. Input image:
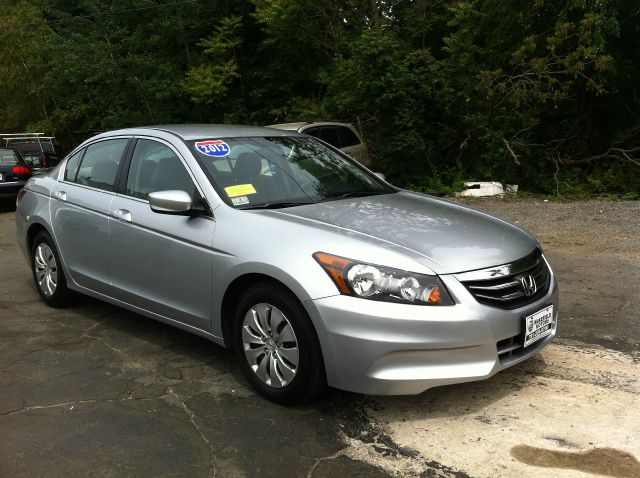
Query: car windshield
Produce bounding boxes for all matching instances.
[188,136,393,209]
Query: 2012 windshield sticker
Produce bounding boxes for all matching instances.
[195,140,230,157]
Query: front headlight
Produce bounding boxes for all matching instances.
[313,252,454,305]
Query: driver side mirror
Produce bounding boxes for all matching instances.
[148,190,193,215]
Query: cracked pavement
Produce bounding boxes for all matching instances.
[1,198,639,477]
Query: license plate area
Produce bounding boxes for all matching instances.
[523,305,554,348]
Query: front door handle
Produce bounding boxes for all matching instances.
[112,208,132,222]
[53,191,66,201]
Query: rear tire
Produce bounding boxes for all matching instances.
[233,281,326,405]
[31,231,73,308]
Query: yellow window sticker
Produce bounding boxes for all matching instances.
[225,184,257,197]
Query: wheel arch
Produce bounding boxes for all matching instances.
[25,220,75,289]
[26,222,52,251]
[219,271,321,349]
[218,264,332,347]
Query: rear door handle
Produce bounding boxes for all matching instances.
[112,208,132,222]
[53,191,66,201]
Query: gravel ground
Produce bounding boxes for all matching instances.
[456,198,640,254]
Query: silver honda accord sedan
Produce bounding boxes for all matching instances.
[16,125,558,404]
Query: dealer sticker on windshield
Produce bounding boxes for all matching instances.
[195,140,230,157]
[231,196,250,206]
[523,305,554,348]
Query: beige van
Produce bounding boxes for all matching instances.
[267,121,370,166]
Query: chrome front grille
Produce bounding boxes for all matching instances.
[456,248,551,309]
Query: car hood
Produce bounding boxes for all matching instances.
[273,191,538,274]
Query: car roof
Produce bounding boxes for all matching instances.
[267,121,354,132]
[267,122,308,131]
[93,124,305,141]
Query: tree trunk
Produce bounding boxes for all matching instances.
[370,0,379,27]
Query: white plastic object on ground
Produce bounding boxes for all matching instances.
[456,181,518,197]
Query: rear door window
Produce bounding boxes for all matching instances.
[304,127,342,148]
[0,149,21,165]
[75,139,128,192]
[303,127,321,140]
[337,127,360,147]
[316,127,341,148]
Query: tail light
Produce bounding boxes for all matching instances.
[12,165,32,176]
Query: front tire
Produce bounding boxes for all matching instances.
[233,281,326,405]
[31,231,73,307]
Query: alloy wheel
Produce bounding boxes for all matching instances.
[34,243,57,297]
[241,303,299,388]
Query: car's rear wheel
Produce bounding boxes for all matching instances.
[31,231,73,307]
[233,282,326,404]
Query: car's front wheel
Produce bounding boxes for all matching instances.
[31,231,73,307]
[233,282,326,404]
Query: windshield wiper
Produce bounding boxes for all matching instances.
[318,191,389,202]
[239,191,390,209]
[238,200,313,210]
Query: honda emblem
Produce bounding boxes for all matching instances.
[520,275,537,296]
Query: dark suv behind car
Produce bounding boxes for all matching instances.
[0,148,32,200]
[2,134,64,173]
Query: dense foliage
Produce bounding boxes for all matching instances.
[1,0,639,196]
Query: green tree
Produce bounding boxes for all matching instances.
[0,0,637,194]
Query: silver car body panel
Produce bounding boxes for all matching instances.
[271,191,538,274]
[108,194,215,329]
[16,125,558,395]
[50,178,115,294]
[307,270,558,395]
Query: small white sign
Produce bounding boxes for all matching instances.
[524,305,554,348]
[231,196,250,206]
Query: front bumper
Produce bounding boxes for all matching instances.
[307,267,559,395]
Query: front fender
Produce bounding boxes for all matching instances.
[211,259,340,337]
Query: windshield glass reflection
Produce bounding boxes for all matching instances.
[189,136,394,209]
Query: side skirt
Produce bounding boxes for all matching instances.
[66,281,228,347]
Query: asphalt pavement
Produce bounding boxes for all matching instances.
[1,198,638,477]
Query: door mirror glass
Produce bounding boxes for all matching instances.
[148,190,192,214]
